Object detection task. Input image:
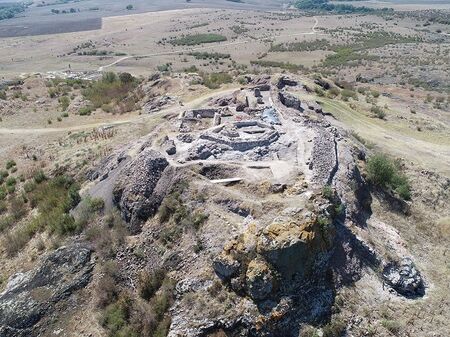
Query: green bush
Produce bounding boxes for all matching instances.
[201,72,233,89]
[79,106,93,116]
[370,105,386,119]
[366,154,411,200]
[33,170,47,184]
[6,177,16,187]
[6,160,16,170]
[0,186,6,200]
[322,318,346,337]
[381,319,401,334]
[322,185,333,199]
[58,96,70,111]
[82,72,137,109]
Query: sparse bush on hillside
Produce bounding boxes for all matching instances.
[6,160,16,170]
[200,72,233,89]
[58,96,70,111]
[82,72,138,109]
[366,154,411,200]
[370,105,386,119]
[322,318,346,337]
[139,268,167,301]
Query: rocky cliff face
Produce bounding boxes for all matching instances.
[0,245,93,337]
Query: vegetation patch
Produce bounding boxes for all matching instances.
[366,154,411,200]
[82,72,139,110]
[168,34,227,46]
[250,60,304,72]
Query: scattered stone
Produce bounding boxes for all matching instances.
[270,183,287,194]
[177,133,194,143]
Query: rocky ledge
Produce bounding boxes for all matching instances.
[0,244,94,337]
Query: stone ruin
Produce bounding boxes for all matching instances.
[199,121,280,152]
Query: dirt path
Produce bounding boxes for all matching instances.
[98,17,320,71]
[0,87,239,135]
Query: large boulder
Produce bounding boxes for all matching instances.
[213,253,241,280]
[278,91,303,112]
[113,149,174,233]
[257,218,326,278]
[383,258,425,297]
[0,245,93,337]
[276,76,298,89]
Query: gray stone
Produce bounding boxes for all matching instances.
[383,258,424,297]
[113,149,174,233]
[0,245,93,337]
[213,253,240,280]
[278,91,303,112]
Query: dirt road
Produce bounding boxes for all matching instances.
[0,87,240,135]
[98,17,320,71]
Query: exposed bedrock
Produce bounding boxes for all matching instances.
[278,91,303,111]
[0,245,94,337]
[112,148,176,234]
[276,76,298,89]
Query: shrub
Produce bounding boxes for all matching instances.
[6,160,16,170]
[79,106,93,116]
[201,72,233,89]
[138,268,167,301]
[6,177,16,187]
[381,319,401,334]
[322,318,346,337]
[82,72,137,109]
[366,154,396,187]
[366,154,411,200]
[322,185,333,199]
[58,96,70,111]
[0,186,6,200]
[341,89,358,101]
[371,105,385,119]
[33,170,47,184]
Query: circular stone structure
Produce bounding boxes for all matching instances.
[199,120,280,152]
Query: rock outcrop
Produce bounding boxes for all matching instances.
[0,245,93,337]
[245,258,274,300]
[277,76,298,89]
[113,149,175,233]
[383,258,425,297]
[278,91,303,112]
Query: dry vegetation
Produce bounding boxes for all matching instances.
[0,3,449,337]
